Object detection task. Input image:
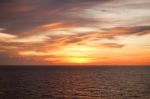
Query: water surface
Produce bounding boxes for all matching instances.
[0,66,150,99]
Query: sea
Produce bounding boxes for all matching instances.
[0,66,150,99]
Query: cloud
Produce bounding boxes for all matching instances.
[0,32,17,41]
[100,43,125,48]
[0,52,46,65]
[0,0,150,65]
[67,0,150,30]
[0,25,149,51]
[0,0,111,33]
[100,26,150,37]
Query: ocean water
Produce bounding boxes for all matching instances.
[0,66,150,99]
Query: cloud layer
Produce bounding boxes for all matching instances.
[0,0,150,65]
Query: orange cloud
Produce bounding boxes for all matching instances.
[0,0,150,65]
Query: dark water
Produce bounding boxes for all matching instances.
[0,66,150,99]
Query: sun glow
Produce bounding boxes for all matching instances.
[53,45,96,64]
[68,57,92,64]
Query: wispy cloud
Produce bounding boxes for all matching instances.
[0,0,150,65]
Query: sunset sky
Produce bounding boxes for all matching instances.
[0,0,150,65]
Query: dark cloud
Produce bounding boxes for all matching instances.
[0,52,43,65]
[100,43,125,48]
[66,38,81,43]
[0,0,14,4]
[132,26,150,35]
[0,0,111,33]
[97,26,150,38]
[110,26,150,35]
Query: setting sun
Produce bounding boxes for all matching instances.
[52,45,96,64]
[67,57,92,64]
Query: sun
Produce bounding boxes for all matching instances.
[68,57,92,64]
[52,45,96,64]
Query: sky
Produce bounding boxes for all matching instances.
[0,0,150,65]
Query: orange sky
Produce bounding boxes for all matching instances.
[0,0,150,65]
